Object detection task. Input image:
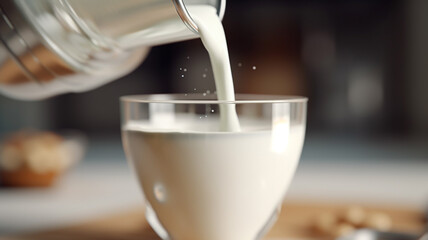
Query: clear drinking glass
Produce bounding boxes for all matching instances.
[120,94,307,240]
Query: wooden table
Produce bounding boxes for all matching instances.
[6,202,426,240]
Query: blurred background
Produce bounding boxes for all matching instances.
[0,0,428,235]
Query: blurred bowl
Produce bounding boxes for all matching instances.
[0,130,87,187]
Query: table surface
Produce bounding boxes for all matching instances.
[0,137,427,236]
[6,202,427,240]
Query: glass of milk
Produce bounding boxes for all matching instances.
[120,93,307,240]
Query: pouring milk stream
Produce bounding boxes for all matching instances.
[190,6,241,132]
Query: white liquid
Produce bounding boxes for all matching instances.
[123,123,305,240]
[189,6,241,132]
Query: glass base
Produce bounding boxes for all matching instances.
[145,202,170,240]
[145,200,283,240]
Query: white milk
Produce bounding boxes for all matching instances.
[189,6,241,132]
[123,123,305,240]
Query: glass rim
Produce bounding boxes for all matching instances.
[120,94,308,104]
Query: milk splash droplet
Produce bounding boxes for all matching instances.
[252,66,257,70]
[202,74,207,78]
[238,63,243,67]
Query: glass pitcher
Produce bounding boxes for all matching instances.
[0,0,225,100]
